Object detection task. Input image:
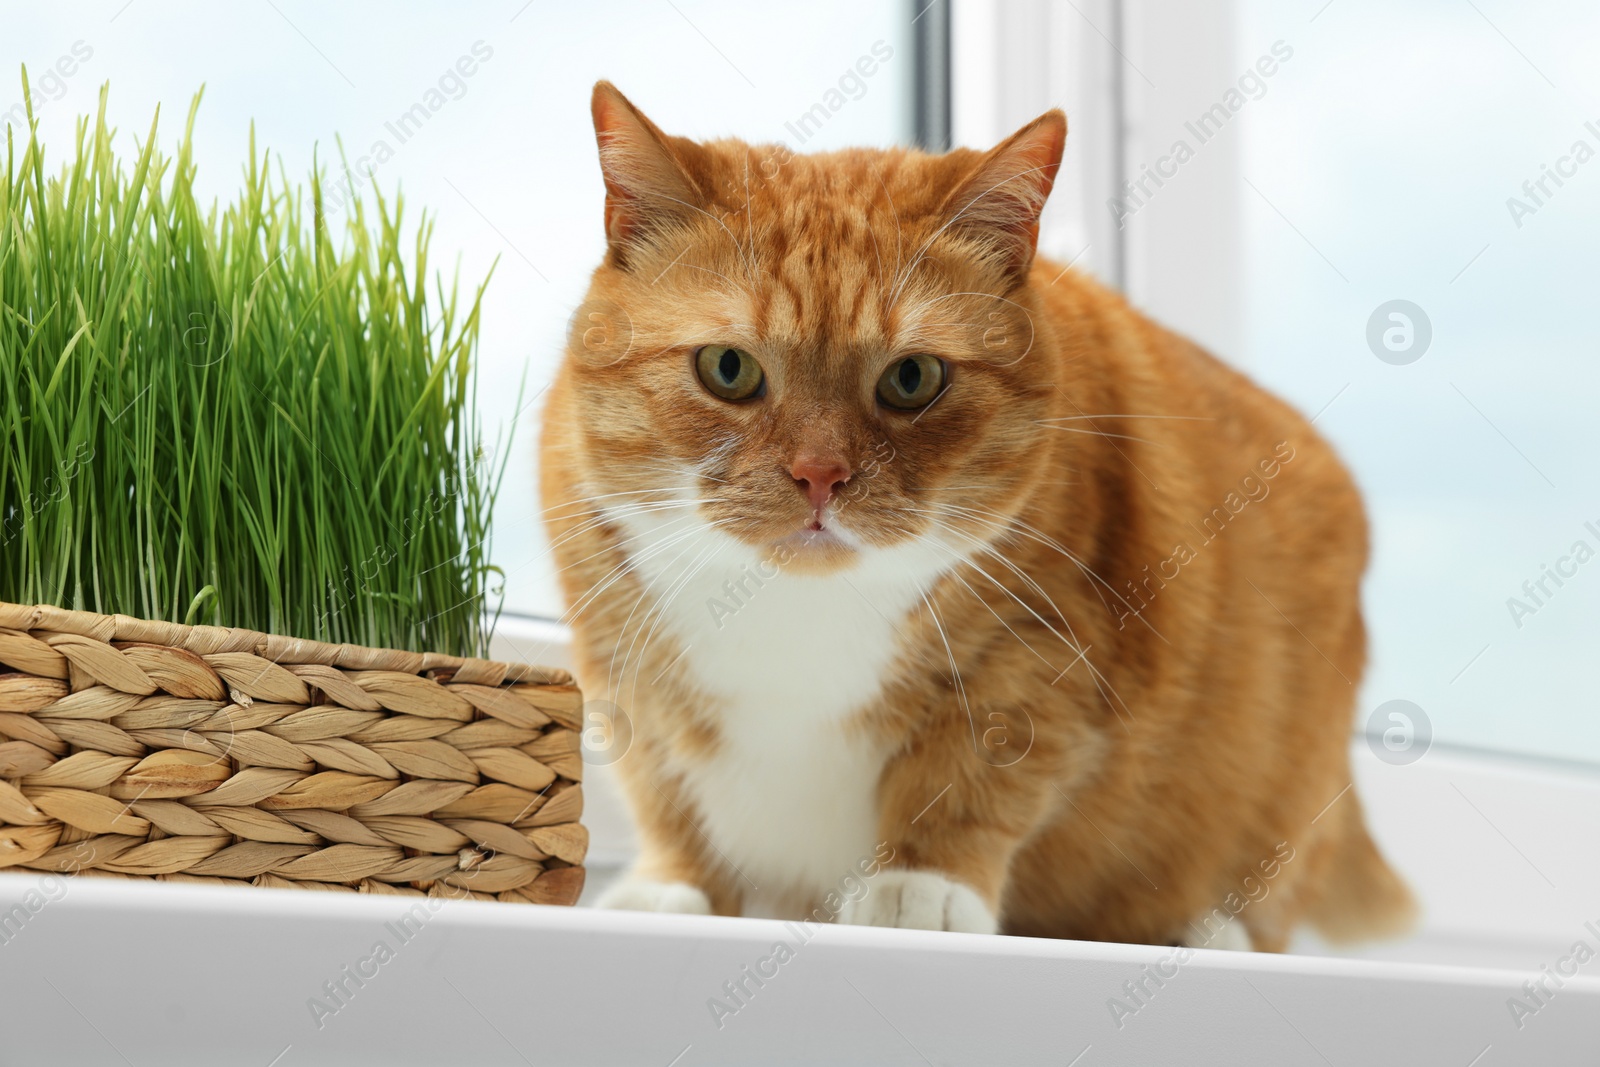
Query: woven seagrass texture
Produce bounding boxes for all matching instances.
[0,602,586,904]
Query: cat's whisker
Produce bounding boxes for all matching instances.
[542,486,701,516]
[956,541,1138,727]
[536,504,699,577]
[680,262,746,292]
[625,530,731,705]
[565,518,710,633]
[922,542,1062,675]
[626,462,730,485]
[612,526,730,698]
[741,149,754,262]
[869,163,905,294]
[982,507,1151,635]
[601,574,668,698]
[1037,414,1214,423]
[918,589,980,750]
[541,502,710,559]
[943,541,1136,733]
[613,536,712,688]
[542,490,684,516]
[1033,423,1155,445]
[853,179,887,290]
[564,539,696,640]
[914,510,1138,726]
[603,527,713,693]
[960,499,1152,620]
[902,290,1038,367]
[620,462,728,484]
[551,497,712,524]
[938,542,1124,730]
[888,164,1059,307]
[915,515,1084,657]
[552,509,706,578]
[926,500,1168,646]
[661,325,757,355]
[543,504,695,536]
[652,191,758,284]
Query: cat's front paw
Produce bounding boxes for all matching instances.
[595,878,713,915]
[841,870,998,934]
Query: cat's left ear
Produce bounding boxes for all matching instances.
[940,110,1067,287]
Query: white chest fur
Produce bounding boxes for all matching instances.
[606,509,952,916]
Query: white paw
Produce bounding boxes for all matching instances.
[595,878,712,915]
[840,870,997,934]
[1181,915,1253,951]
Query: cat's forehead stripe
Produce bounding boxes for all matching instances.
[730,157,922,352]
[660,147,1009,361]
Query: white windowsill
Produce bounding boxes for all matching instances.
[489,614,1600,971]
[0,873,1593,1064]
[4,613,1591,1063]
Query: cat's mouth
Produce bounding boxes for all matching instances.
[777,521,848,548]
[770,520,859,573]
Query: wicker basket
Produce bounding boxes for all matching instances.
[0,601,585,904]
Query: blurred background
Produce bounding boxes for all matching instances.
[5,3,1596,806]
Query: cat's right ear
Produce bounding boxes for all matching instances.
[591,81,705,266]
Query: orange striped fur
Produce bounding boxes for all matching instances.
[539,82,1414,948]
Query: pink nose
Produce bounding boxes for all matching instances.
[790,456,852,516]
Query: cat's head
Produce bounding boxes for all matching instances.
[559,81,1066,577]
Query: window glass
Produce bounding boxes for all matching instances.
[1237,0,1600,763]
[7,2,915,618]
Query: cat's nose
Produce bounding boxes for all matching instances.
[790,455,852,517]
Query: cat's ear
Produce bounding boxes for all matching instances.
[591,81,706,265]
[940,110,1066,287]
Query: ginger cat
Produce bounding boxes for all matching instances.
[539,81,1415,950]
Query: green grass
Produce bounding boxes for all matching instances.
[0,77,513,657]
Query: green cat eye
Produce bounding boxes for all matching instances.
[695,345,765,401]
[876,354,946,410]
